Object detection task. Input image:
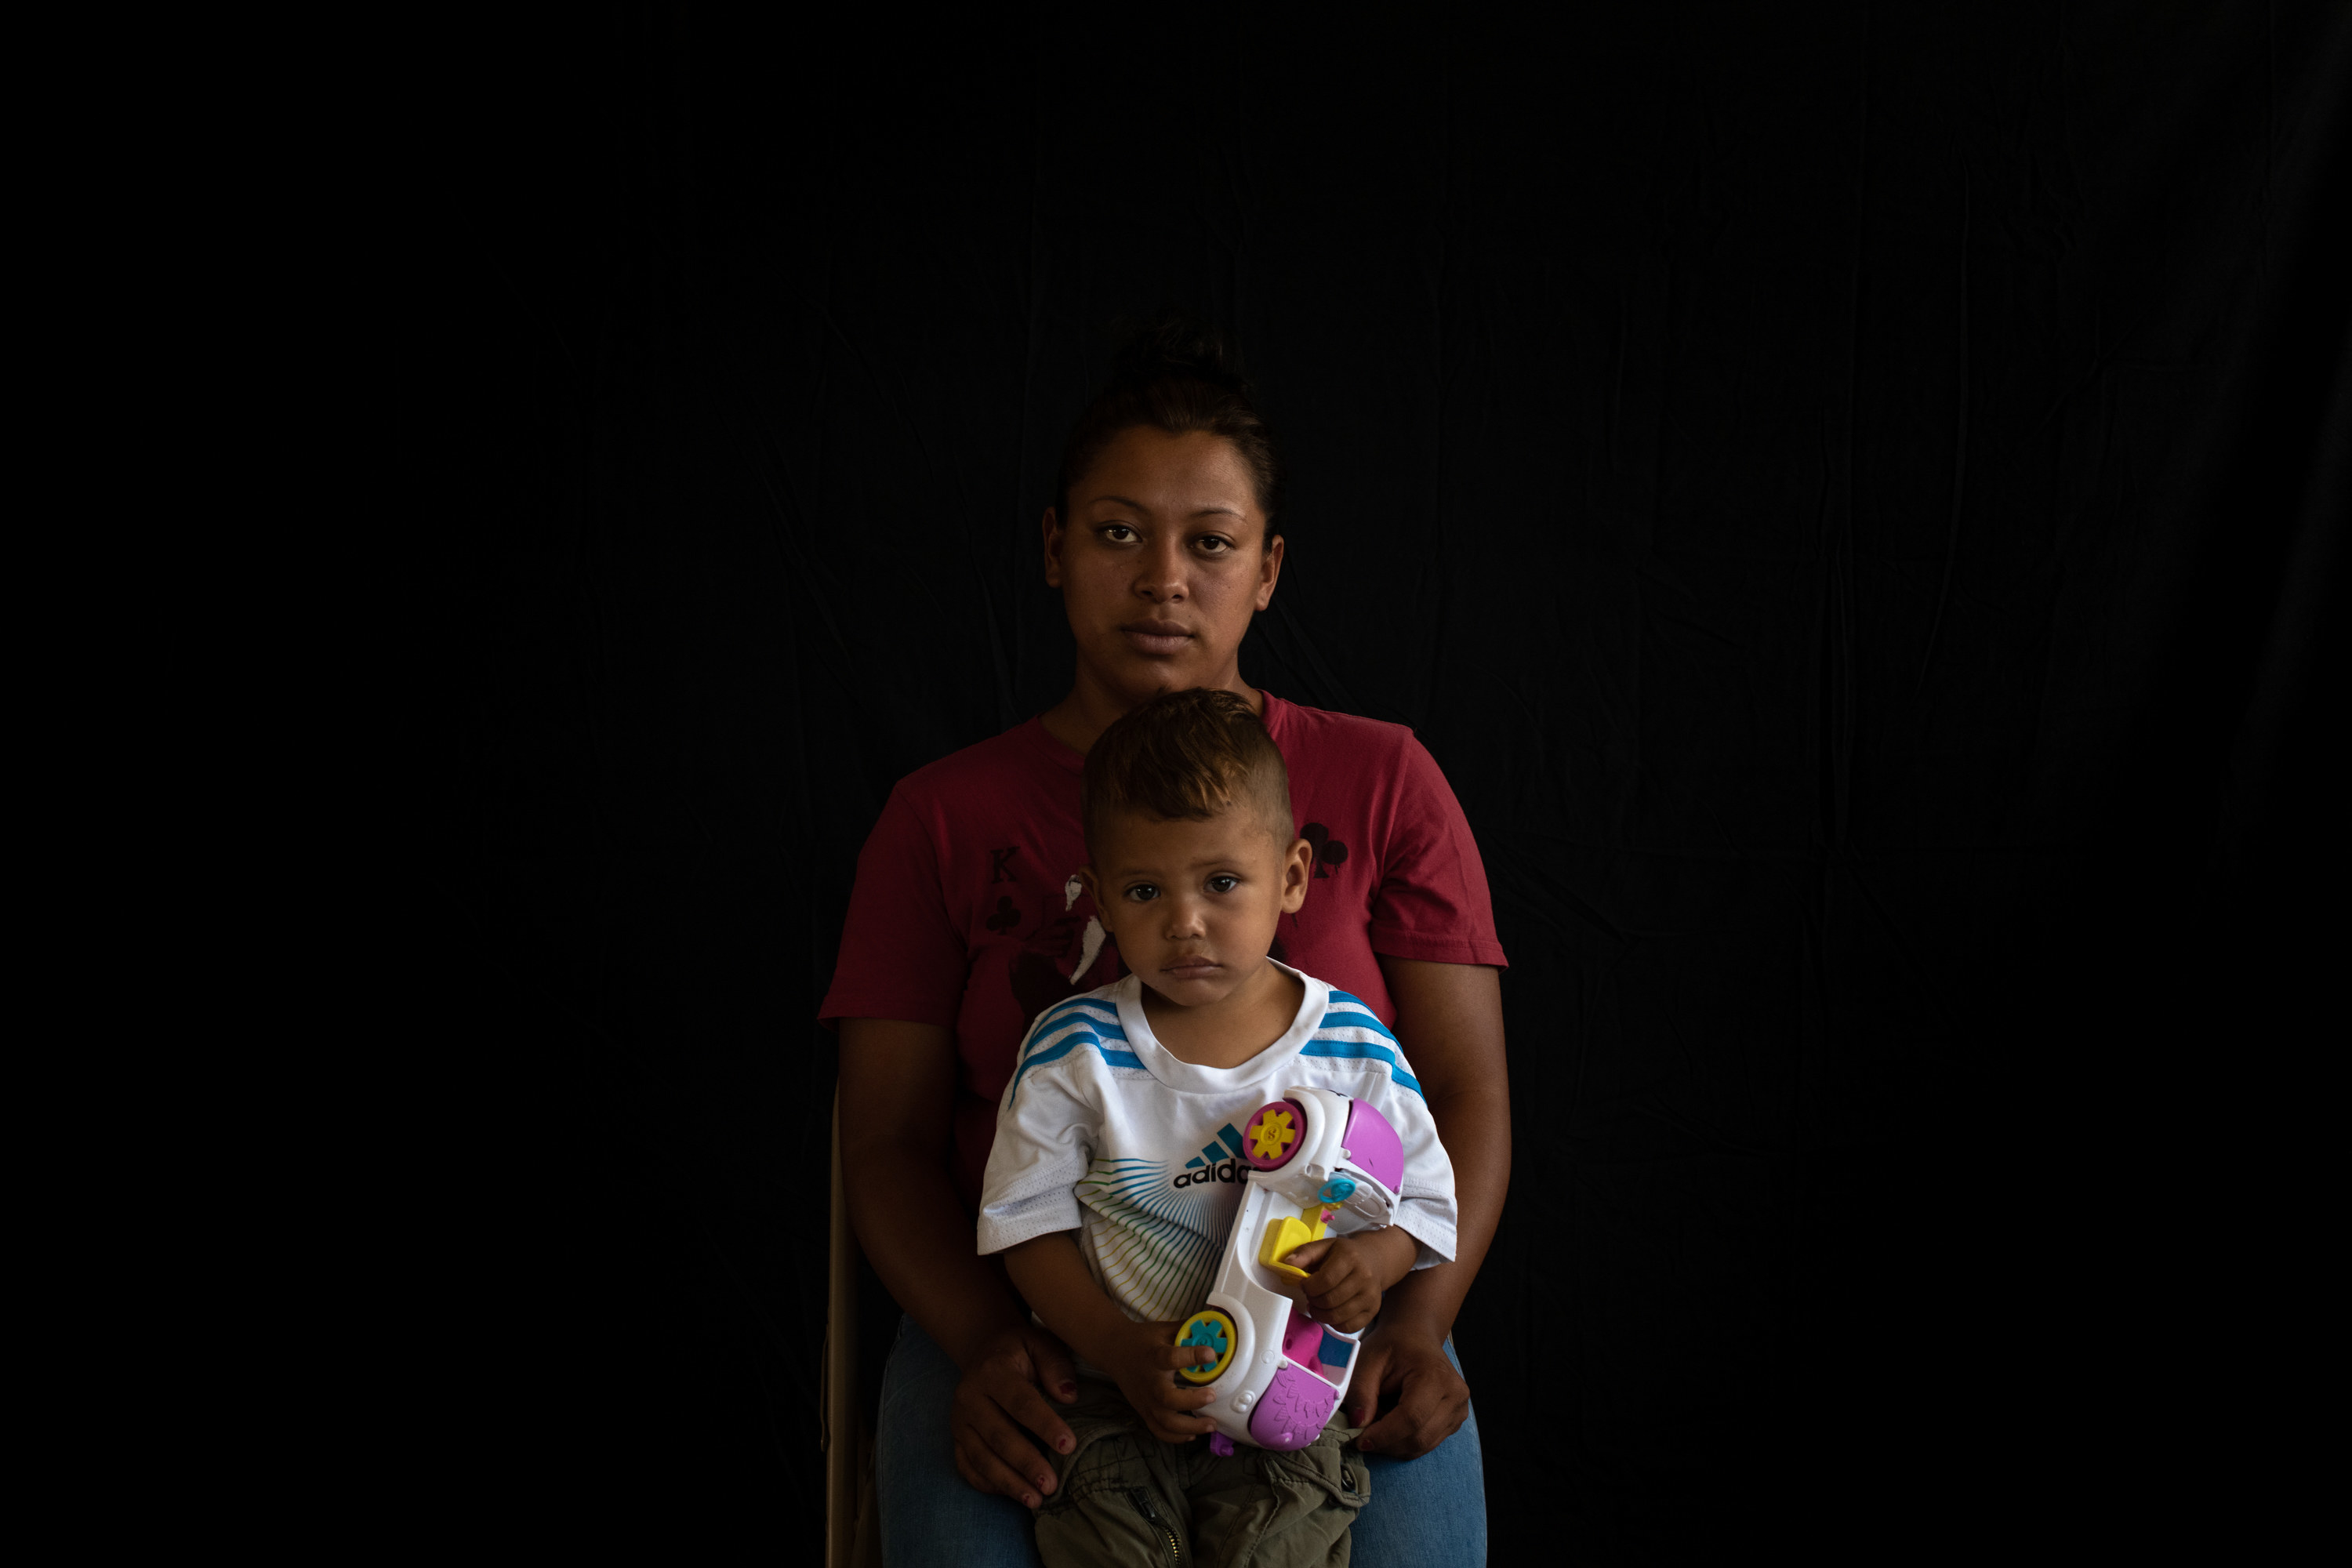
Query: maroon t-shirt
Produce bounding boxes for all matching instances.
[820,693,1508,1210]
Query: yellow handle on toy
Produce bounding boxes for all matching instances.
[1258,1213,1329,1280]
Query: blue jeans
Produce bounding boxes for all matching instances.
[874,1316,1486,1566]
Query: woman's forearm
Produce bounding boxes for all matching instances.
[844,1139,1029,1366]
[838,1017,1029,1367]
[1378,958,1512,1339]
[1378,1073,1511,1336]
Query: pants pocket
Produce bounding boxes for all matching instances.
[1036,1430,1191,1566]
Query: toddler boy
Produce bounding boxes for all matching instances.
[978,689,1458,1567]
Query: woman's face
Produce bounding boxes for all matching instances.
[1044,426,1283,707]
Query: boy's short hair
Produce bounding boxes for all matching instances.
[1082,689,1294,854]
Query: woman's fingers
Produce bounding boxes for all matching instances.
[1022,1325,1080,1403]
[953,1422,1052,1508]
[961,1403,1058,1498]
[990,1369,1078,1457]
[1345,1338,1392,1428]
[952,1366,1069,1501]
[1352,1335,1468,1458]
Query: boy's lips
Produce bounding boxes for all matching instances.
[1161,956,1221,978]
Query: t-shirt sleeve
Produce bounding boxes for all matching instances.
[1366,735,1509,968]
[1372,1071,1459,1270]
[818,780,970,1028]
[976,1044,1094,1255]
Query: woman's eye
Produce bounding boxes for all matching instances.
[1194,535,1233,555]
[1207,874,1240,894]
[1124,884,1159,902]
[1100,524,1139,544]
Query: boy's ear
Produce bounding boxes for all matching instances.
[1076,863,1100,903]
[1280,837,1312,914]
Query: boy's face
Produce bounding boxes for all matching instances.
[1084,803,1312,1011]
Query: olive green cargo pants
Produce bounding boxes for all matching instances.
[1033,1377,1367,1568]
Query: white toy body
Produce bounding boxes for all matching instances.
[1172,1086,1410,1452]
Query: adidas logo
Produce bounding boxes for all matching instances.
[1172,1123,1248,1189]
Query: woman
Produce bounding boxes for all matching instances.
[825,321,1509,1566]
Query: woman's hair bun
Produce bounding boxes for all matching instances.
[1105,312,1251,396]
[1057,310,1280,525]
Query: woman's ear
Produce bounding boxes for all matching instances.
[1280,836,1312,913]
[1043,506,1065,587]
[1254,533,1284,612]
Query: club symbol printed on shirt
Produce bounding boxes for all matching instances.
[1300,822,1349,879]
[985,895,1020,932]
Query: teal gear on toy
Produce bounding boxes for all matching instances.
[1180,1318,1229,1357]
[1317,1176,1358,1203]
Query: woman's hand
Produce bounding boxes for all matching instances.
[840,1021,1080,1508]
[1279,1227,1419,1334]
[1345,1320,1472,1457]
[949,1323,1081,1509]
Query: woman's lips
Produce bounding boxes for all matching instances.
[1120,620,1194,658]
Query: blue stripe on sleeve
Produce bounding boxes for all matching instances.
[1008,1036,1087,1102]
[1033,996,1127,1043]
[1319,1009,1396,1040]
[1299,1036,1425,1098]
[1007,1017,1146,1105]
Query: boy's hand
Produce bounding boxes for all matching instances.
[1092,1315,1222,1443]
[1003,1232,1216,1449]
[1279,1227,1421,1334]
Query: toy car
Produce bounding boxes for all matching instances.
[1171,1085,1407,1452]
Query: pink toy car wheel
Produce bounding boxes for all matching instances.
[1241,1099,1308,1170]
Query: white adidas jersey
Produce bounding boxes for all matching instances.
[978,964,1458,1326]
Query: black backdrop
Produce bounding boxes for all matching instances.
[438,7,2346,1559]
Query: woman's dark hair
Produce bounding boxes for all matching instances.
[1055,315,1283,539]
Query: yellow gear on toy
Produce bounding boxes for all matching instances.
[1174,1308,1239,1384]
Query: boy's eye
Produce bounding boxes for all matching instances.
[1207,874,1240,894]
[1123,883,1159,902]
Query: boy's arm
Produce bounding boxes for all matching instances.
[1003,1232,1221,1443]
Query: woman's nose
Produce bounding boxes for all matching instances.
[1133,539,1188,602]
